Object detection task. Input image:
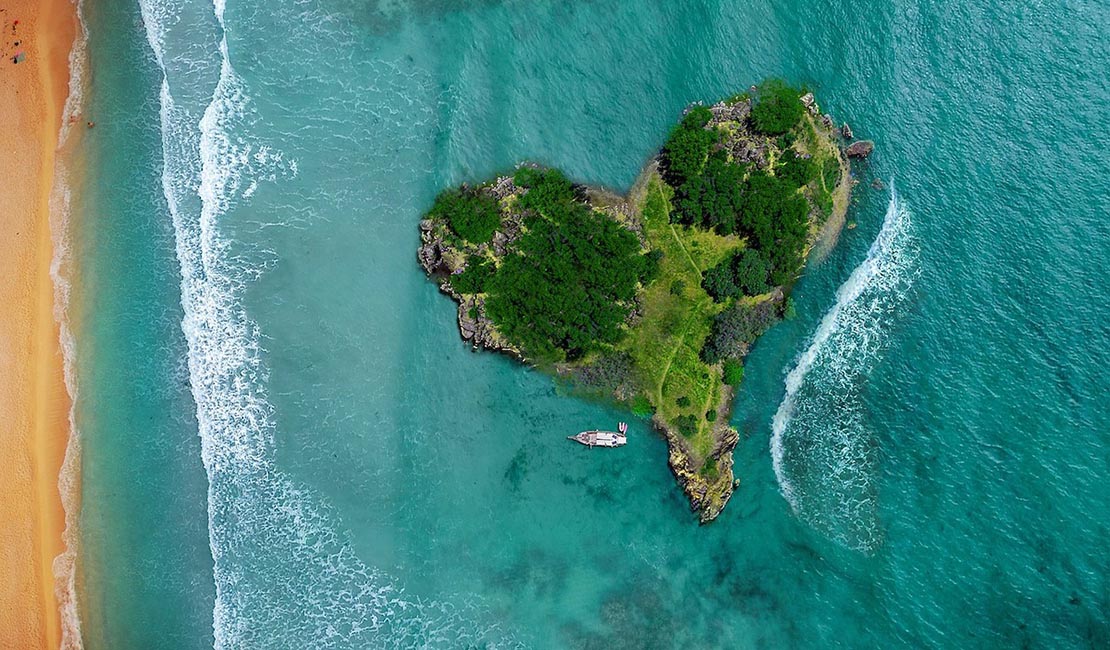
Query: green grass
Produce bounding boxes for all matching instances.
[794,114,840,218]
[618,175,742,463]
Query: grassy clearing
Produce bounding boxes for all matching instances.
[618,175,743,463]
[795,113,841,218]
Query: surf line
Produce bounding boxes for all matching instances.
[770,183,918,548]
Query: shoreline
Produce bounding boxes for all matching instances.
[0,0,79,648]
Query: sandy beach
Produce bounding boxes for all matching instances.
[0,0,78,647]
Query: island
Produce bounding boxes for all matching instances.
[418,80,861,522]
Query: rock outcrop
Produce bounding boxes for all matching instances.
[845,139,875,158]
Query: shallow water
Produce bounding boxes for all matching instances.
[74,0,1110,647]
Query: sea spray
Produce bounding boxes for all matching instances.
[140,0,518,646]
[48,1,91,646]
[771,185,918,552]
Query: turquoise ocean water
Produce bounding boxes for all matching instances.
[69,0,1109,647]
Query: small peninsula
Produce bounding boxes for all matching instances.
[419,80,858,522]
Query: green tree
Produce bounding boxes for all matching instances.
[485,201,645,363]
[673,152,747,233]
[514,166,577,216]
[777,151,817,188]
[732,249,771,295]
[750,79,805,136]
[740,171,810,286]
[451,255,495,294]
[661,106,717,188]
[430,187,502,244]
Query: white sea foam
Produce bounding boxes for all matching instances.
[49,1,90,646]
[771,185,918,552]
[140,0,516,646]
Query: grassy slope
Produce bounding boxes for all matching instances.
[618,176,741,462]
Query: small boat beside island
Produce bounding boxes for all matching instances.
[569,422,628,447]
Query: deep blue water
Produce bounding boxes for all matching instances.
[73,0,1110,647]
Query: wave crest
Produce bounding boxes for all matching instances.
[771,185,919,553]
[140,0,518,646]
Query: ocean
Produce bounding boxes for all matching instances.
[69,0,1109,647]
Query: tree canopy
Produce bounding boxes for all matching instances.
[661,106,717,188]
[430,187,502,244]
[467,169,653,363]
[740,171,810,286]
[703,248,772,302]
[750,79,806,136]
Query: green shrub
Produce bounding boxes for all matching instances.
[676,396,691,408]
[783,297,797,320]
[699,455,719,480]
[701,300,781,364]
[451,255,495,294]
[702,249,771,302]
[670,279,687,296]
[641,249,664,285]
[431,187,501,244]
[661,106,717,188]
[514,166,577,217]
[631,395,654,418]
[675,415,699,438]
[750,79,805,136]
[777,151,818,188]
[723,359,744,386]
[706,409,718,422]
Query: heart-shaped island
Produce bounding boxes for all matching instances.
[419,80,861,522]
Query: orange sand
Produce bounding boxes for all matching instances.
[0,0,78,648]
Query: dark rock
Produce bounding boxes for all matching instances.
[845,140,875,158]
[841,123,853,139]
[871,178,885,190]
[820,114,834,129]
[709,99,751,124]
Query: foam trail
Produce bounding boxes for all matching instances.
[48,0,90,646]
[771,185,918,552]
[139,0,518,646]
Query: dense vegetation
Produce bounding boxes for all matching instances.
[481,168,654,363]
[660,106,717,188]
[660,80,816,290]
[750,78,806,136]
[739,170,810,286]
[703,248,771,301]
[431,187,502,244]
[700,300,781,365]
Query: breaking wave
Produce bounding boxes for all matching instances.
[50,0,90,646]
[139,0,518,646]
[771,185,918,553]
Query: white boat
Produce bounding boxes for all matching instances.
[568,422,628,447]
